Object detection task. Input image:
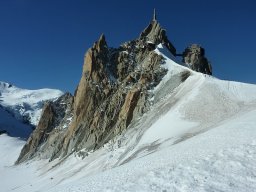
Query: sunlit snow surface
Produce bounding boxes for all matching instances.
[1,45,256,192]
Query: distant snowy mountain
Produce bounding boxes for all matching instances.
[0,81,63,138]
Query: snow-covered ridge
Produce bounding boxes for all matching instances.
[0,81,63,126]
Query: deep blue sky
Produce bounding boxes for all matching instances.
[0,0,255,93]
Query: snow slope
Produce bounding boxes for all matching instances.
[50,109,256,192]
[0,82,63,138]
[1,45,256,192]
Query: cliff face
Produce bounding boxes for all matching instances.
[17,93,74,162]
[16,16,213,164]
[16,19,170,163]
[63,27,170,155]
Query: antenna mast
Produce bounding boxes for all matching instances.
[153,8,157,21]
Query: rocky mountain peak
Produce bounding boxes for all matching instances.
[16,12,213,164]
[140,10,176,55]
[92,34,108,52]
[81,33,109,83]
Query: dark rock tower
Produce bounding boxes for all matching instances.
[182,44,212,75]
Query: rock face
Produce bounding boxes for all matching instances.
[17,93,74,162]
[182,44,212,75]
[16,12,213,164]
[60,32,167,157]
[16,17,169,163]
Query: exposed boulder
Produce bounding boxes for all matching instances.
[182,44,212,75]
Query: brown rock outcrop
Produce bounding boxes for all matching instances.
[17,102,55,162]
[182,44,212,75]
[16,93,74,163]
